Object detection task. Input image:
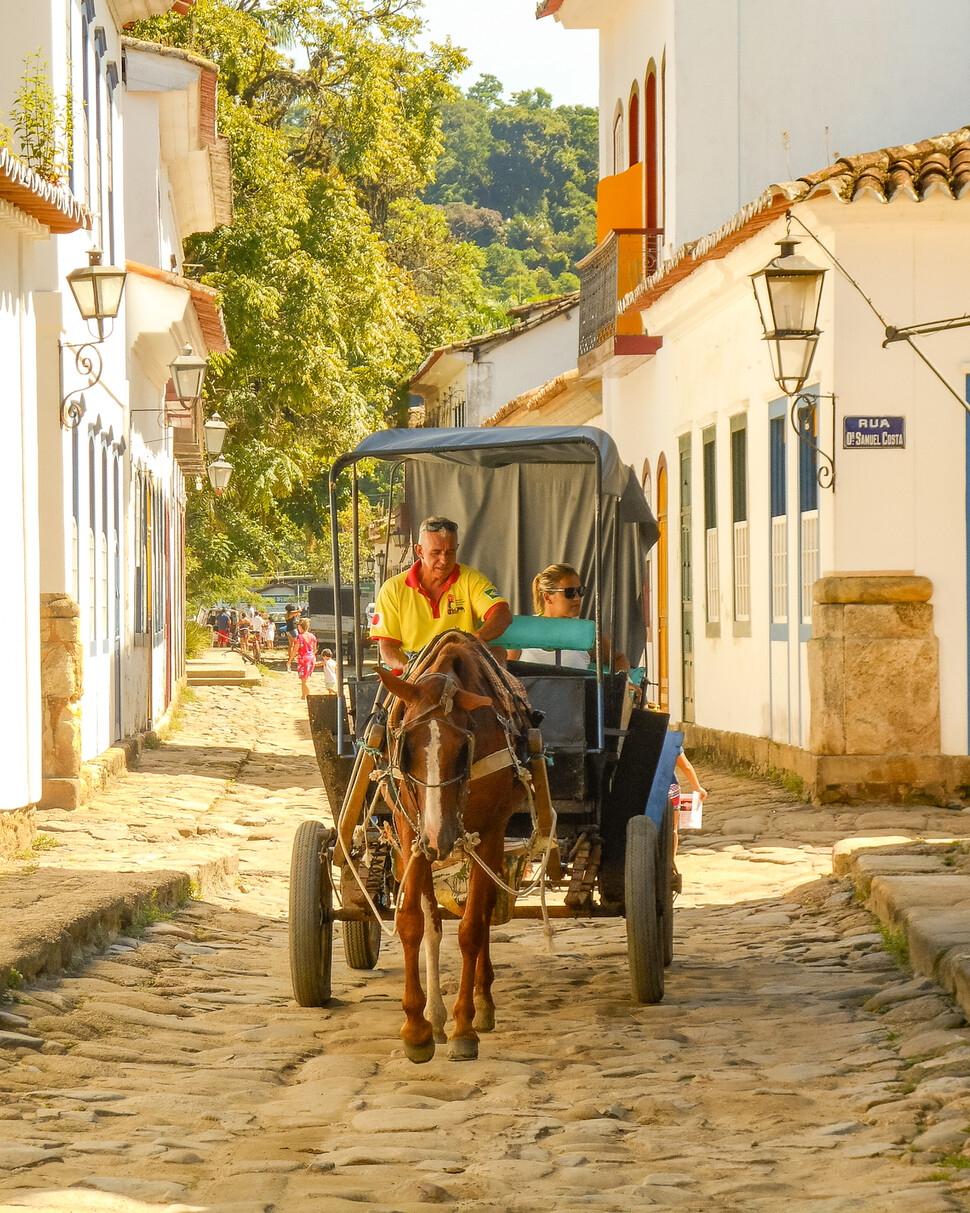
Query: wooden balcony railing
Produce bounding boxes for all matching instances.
[576,228,663,358]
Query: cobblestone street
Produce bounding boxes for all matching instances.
[2,670,970,1211]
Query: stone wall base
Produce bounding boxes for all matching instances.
[40,779,81,811]
[38,687,183,812]
[681,722,970,806]
[0,805,36,858]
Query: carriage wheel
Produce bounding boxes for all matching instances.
[343,916,382,970]
[625,815,664,1004]
[289,820,333,1007]
[341,849,392,970]
[658,799,675,968]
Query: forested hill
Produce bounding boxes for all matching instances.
[424,76,599,306]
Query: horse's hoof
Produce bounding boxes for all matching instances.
[473,1007,495,1033]
[448,1037,479,1062]
[433,1029,448,1044]
[404,1039,436,1064]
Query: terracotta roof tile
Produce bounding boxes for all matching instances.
[886,154,919,202]
[126,260,229,354]
[792,130,970,204]
[0,148,90,234]
[482,370,577,427]
[918,149,954,198]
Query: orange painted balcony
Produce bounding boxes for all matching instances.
[597,162,659,245]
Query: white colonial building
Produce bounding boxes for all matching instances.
[534,0,970,801]
[411,294,582,427]
[0,0,231,850]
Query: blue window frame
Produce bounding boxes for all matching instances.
[770,415,786,518]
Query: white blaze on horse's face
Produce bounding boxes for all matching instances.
[422,718,452,860]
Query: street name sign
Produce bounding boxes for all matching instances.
[843,416,905,449]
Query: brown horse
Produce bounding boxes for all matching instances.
[377,631,532,1063]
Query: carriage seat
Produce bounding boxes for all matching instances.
[496,616,624,809]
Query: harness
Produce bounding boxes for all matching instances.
[383,671,532,858]
[343,632,557,948]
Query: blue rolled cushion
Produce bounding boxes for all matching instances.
[490,615,596,652]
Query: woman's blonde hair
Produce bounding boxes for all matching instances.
[532,563,580,615]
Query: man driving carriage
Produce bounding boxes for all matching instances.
[370,516,513,672]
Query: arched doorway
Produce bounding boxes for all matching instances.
[612,101,624,175]
[645,66,659,272]
[656,455,669,711]
[628,83,640,165]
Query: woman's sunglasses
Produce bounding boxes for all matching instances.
[548,586,586,599]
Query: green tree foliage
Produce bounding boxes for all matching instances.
[425,77,598,305]
[130,0,496,606]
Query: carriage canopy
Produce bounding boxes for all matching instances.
[331,425,659,666]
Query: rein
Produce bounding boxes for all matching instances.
[344,643,556,947]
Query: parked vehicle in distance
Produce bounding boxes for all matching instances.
[307,584,371,649]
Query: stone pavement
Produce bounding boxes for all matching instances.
[0,653,324,993]
[683,772,970,1022]
[4,662,970,1016]
[3,671,970,1208]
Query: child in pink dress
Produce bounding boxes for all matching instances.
[296,619,317,699]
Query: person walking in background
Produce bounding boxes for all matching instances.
[249,610,263,664]
[262,611,275,655]
[284,603,301,671]
[668,745,708,893]
[296,618,317,699]
[214,607,231,648]
[320,648,338,695]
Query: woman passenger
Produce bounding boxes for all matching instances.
[509,563,630,672]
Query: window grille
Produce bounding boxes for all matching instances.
[705,527,719,623]
[772,516,788,623]
[733,520,750,621]
[801,510,819,624]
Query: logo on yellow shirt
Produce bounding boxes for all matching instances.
[446,597,466,615]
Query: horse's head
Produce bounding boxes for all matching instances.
[378,665,492,861]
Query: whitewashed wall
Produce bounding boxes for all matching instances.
[570,0,970,250]
[601,193,970,756]
[0,218,43,810]
[419,310,579,426]
[478,311,579,419]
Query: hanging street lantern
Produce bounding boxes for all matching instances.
[207,456,233,495]
[66,247,127,341]
[169,344,208,405]
[751,239,827,396]
[203,410,228,455]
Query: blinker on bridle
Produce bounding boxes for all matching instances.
[391,673,477,805]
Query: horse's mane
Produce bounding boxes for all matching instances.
[391,630,534,735]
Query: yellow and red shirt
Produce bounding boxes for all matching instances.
[370,562,506,654]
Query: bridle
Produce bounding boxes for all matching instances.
[386,674,476,854]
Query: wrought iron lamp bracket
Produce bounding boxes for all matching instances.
[59,339,105,430]
[790,392,836,492]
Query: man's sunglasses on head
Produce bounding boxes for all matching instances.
[423,521,459,533]
[548,586,586,599]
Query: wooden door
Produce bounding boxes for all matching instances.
[679,437,694,722]
[657,459,668,710]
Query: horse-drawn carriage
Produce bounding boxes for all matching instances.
[289,425,683,1061]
